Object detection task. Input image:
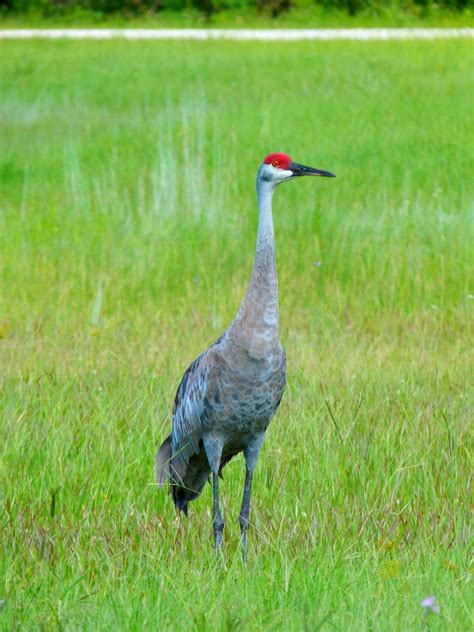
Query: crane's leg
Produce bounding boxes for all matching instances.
[203,436,224,550]
[239,433,264,558]
[212,472,224,550]
[239,468,254,556]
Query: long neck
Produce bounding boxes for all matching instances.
[227,178,279,354]
[254,179,276,282]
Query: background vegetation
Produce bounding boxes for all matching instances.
[1,39,473,629]
[1,0,473,25]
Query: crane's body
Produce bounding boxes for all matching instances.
[156,153,335,551]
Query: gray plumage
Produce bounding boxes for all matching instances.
[156,153,335,550]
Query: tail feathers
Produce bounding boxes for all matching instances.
[155,435,172,486]
[156,437,212,516]
[173,496,189,516]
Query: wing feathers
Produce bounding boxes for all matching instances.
[155,435,171,486]
[170,338,223,483]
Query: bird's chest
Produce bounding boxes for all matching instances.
[205,351,286,436]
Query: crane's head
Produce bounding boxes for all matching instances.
[258,153,335,186]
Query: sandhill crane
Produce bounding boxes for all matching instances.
[156,153,335,552]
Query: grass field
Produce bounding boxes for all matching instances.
[1,39,473,630]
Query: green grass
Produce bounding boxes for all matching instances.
[1,40,473,630]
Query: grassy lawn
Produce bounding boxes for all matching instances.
[1,39,473,629]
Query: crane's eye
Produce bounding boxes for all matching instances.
[272,160,280,168]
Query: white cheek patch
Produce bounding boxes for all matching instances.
[279,169,293,180]
[267,165,293,181]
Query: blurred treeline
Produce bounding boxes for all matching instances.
[1,0,471,18]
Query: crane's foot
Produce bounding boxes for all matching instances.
[213,515,224,550]
[241,539,248,562]
[239,515,249,561]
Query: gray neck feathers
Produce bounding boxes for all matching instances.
[255,179,276,273]
[227,177,279,351]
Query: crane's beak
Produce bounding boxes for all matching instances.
[290,162,335,178]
